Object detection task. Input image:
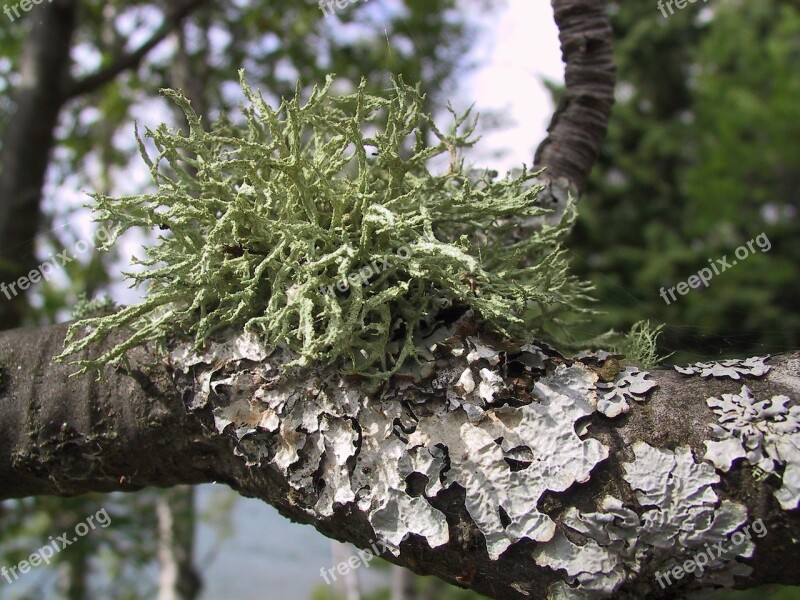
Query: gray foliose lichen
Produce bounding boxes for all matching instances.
[169,329,778,599]
[703,385,799,510]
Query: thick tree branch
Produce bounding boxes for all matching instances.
[0,323,224,497]
[1,321,798,600]
[534,0,616,193]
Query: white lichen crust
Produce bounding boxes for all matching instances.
[534,442,756,599]
[703,385,800,510]
[595,367,658,418]
[675,356,771,380]
[170,328,768,600]
[169,329,622,560]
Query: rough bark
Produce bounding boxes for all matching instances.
[0,322,797,600]
[534,0,616,193]
[527,0,616,231]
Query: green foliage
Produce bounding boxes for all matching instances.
[562,0,800,363]
[715,586,800,600]
[59,73,591,377]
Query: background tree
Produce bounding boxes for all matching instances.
[562,0,800,363]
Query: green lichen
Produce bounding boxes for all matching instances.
[58,71,593,378]
[72,293,116,320]
[586,320,670,369]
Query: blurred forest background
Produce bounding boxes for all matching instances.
[0,0,798,598]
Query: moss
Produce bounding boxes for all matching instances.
[58,72,593,378]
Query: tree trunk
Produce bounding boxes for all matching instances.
[57,537,89,600]
[0,0,78,330]
[331,541,362,600]
[391,566,416,600]
[1,3,795,600]
[0,0,207,330]
[157,487,202,600]
[534,0,615,194]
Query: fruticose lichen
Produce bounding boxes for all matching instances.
[674,356,771,380]
[608,320,669,369]
[703,385,800,510]
[57,72,592,378]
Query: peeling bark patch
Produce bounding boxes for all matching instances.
[594,367,657,418]
[703,385,800,510]
[170,332,612,560]
[533,442,756,599]
[674,356,771,380]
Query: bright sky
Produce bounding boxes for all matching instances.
[461,0,563,172]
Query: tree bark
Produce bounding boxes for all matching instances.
[0,322,797,600]
[534,0,616,193]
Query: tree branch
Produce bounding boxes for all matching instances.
[534,0,616,193]
[1,321,798,599]
[64,0,208,100]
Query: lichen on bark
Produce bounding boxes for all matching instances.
[57,72,593,378]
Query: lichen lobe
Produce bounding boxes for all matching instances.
[170,331,615,560]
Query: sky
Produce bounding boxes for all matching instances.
[462,0,563,172]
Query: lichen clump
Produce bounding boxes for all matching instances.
[60,71,590,377]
